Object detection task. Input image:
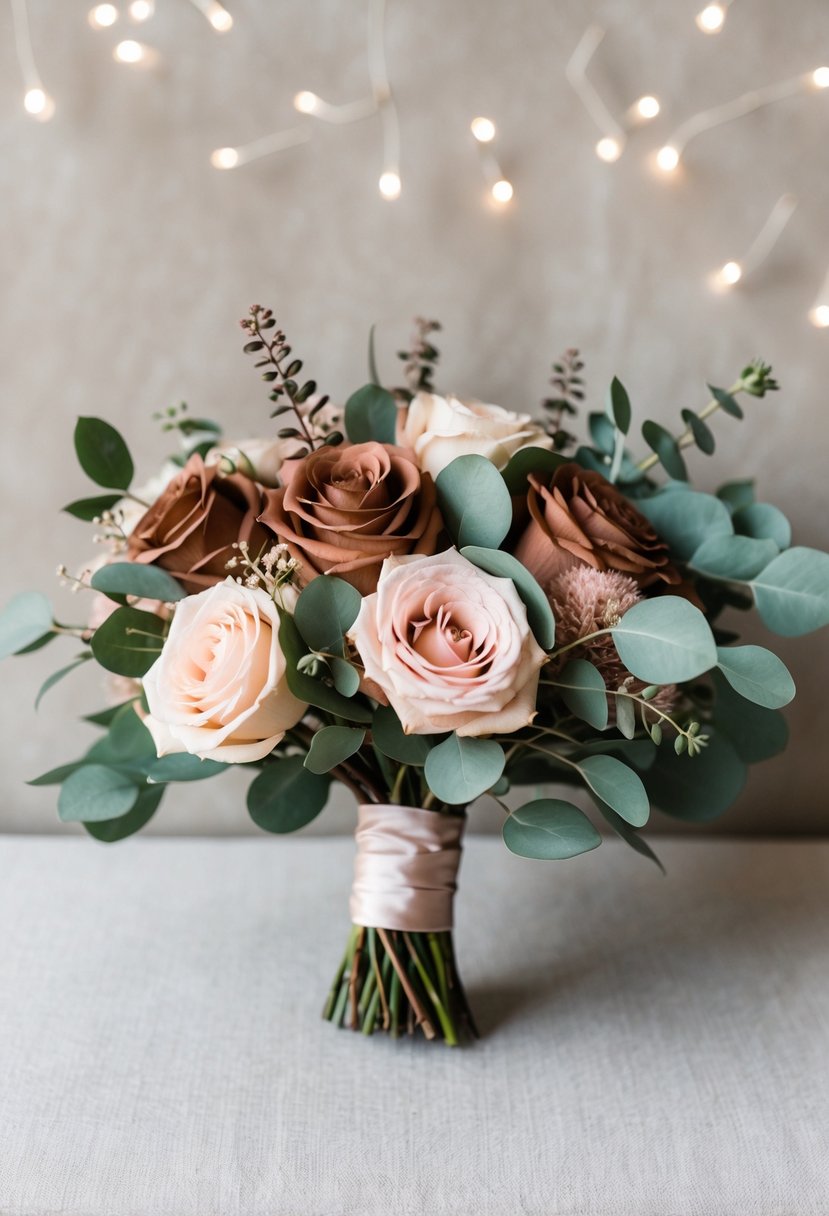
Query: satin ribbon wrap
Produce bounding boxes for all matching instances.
[350,804,464,932]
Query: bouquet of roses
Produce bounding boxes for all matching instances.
[3,310,829,1046]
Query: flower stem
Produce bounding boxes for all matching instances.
[636,379,744,472]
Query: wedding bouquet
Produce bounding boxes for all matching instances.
[4,310,829,1046]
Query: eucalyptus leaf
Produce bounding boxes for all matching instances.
[90,606,166,677]
[717,479,755,513]
[91,563,186,603]
[424,734,505,805]
[572,738,657,770]
[344,384,398,445]
[553,659,608,730]
[84,785,164,843]
[589,411,617,455]
[681,409,715,455]
[637,488,733,560]
[575,755,649,827]
[733,502,791,550]
[304,726,366,775]
[611,597,717,684]
[715,645,795,709]
[689,534,779,582]
[614,691,636,739]
[74,417,134,490]
[247,756,330,833]
[503,799,601,860]
[436,455,512,550]
[63,493,124,521]
[643,729,746,821]
[707,383,744,419]
[710,669,788,763]
[0,591,54,660]
[593,799,665,872]
[501,447,566,494]
[606,377,632,434]
[294,576,362,657]
[142,754,229,783]
[35,655,91,710]
[329,656,361,697]
[58,764,140,823]
[279,611,371,722]
[460,545,555,649]
[750,548,829,636]
[641,420,687,480]
[372,705,434,766]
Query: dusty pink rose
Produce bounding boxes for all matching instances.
[348,548,546,737]
[259,441,444,595]
[142,579,306,763]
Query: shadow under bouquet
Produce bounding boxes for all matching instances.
[4,311,829,1046]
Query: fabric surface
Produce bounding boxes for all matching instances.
[1,834,827,1216]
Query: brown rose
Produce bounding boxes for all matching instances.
[258,441,444,595]
[127,453,271,594]
[514,462,679,590]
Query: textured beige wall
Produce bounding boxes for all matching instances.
[1,0,828,836]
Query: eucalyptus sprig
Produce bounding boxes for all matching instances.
[542,346,584,451]
[240,305,342,458]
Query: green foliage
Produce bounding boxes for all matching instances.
[90,606,166,677]
[372,705,434,766]
[142,754,228,782]
[35,655,91,709]
[572,738,657,769]
[74,417,134,491]
[294,576,362,657]
[424,734,505,805]
[681,409,716,455]
[707,383,744,419]
[610,596,717,684]
[733,503,791,550]
[689,534,779,581]
[575,755,649,827]
[589,411,616,455]
[63,493,124,521]
[715,645,795,709]
[593,799,665,872]
[503,799,602,859]
[329,656,361,697]
[553,659,608,730]
[0,592,54,660]
[84,785,164,842]
[501,447,566,494]
[435,455,512,549]
[637,488,733,560]
[750,548,829,636]
[641,421,687,480]
[58,764,140,823]
[304,726,366,775]
[344,384,398,445]
[90,563,186,604]
[614,690,636,739]
[247,756,330,832]
[709,670,788,763]
[278,611,371,722]
[606,376,632,434]
[717,480,755,513]
[460,545,555,649]
[641,729,746,821]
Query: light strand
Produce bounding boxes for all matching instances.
[566,25,626,163]
[186,0,233,33]
[809,266,829,328]
[9,0,55,120]
[210,126,311,170]
[711,193,797,289]
[470,118,513,204]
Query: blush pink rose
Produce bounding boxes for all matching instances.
[142,579,306,763]
[348,548,546,737]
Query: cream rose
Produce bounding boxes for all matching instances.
[349,549,546,737]
[142,578,306,763]
[397,391,553,480]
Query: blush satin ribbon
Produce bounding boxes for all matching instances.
[349,804,465,932]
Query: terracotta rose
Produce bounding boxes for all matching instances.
[127,453,270,594]
[514,462,679,591]
[259,441,444,595]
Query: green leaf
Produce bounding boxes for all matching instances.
[606,376,632,434]
[424,734,505,805]
[90,606,166,677]
[589,411,617,455]
[84,785,164,843]
[689,534,779,581]
[304,726,366,775]
[28,761,86,787]
[74,416,134,490]
[503,799,601,860]
[637,488,733,560]
[575,755,649,827]
[710,669,788,763]
[90,562,186,603]
[367,323,380,386]
[58,764,140,823]
[717,479,755,513]
[460,545,555,649]
[85,704,156,766]
[707,383,744,419]
[279,611,371,722]
[614,691,636,739]
[572,738,658,770]
[247,756,330,833]
[294,576,361,657]
[83,702,134,729]
[344,384,398,445]
[593,799,665,872]
[142,754,229,782]
[330,656,361,697]
[610,597,717,684]
[641,420,687,480]
[750,547,829,637]
[553,659,608,730]
[435,455,512,549]
[715,645,795,709]
[681,409,715,455]
[733,503,791,550]
[372,705,434,766]
[0,591,54,659]
[63,493,124,521]
[35,655,91,709]
[643,729,746,821]
[501,447,566,495]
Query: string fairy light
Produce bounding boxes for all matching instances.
[187,0,233,33]
[113,38,155,65]
[808,266,829,328]
[710,193,797,290]
[470,118,514,205]
[655,69,827,174]
[9,0,55,121]
[209,126,311,170]
[88,4,118,29]
[695,2,731,35]
[128,0,155,21]
[566,25,627,162]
